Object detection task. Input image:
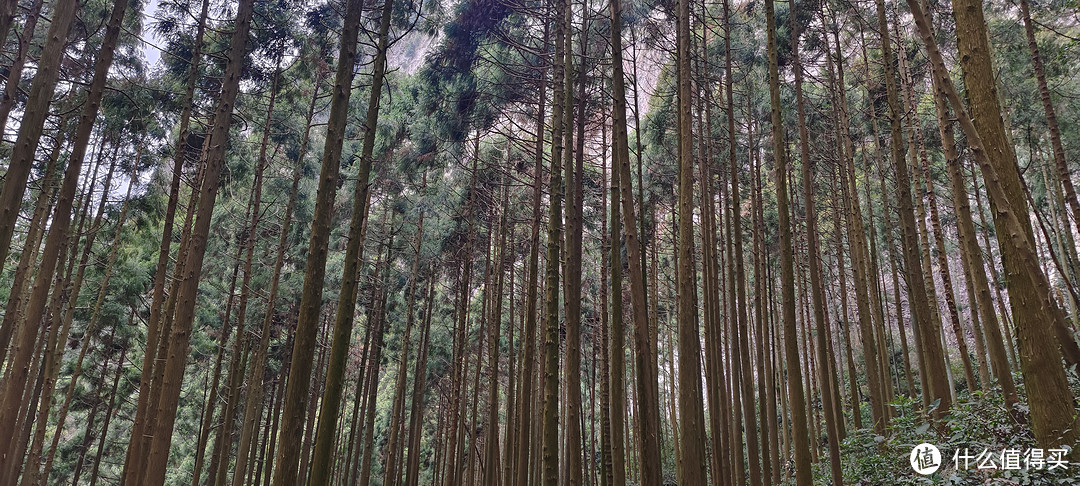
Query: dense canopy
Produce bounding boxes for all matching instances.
[0,0,1079,484]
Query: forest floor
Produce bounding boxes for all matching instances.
[812,371,1080,485]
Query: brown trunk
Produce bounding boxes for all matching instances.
[386,207,426,486]
[563,12,588,484]
[541,0,569,481]
[513,22,547,486]
[139,0,254,482]
[0,0,126,476]
[765,0,811,481]
[907,0,1080,453]
[790,6,842,482]
[0,0,44,133]
[874,0,952,422]
[932,63,1018,402]
[0,0,78,276]
[610,0,662,482]
[0,114,68,366]
[267,0,363,480]
[674,0,708,477]
[122,0,210,478]
[404,278,437,486]
[306,1,393,483]
[358,231,394,486]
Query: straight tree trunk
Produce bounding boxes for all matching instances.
[0,0,44,133]
[1019,0,1080,243]
[123,0,210,478]
[765,0,811,481]
[827,6,883,432]
[0,114,69,367]
[873,0,952,421]
[607,110,628,486]
[513,23,547,486]
[404,278,437,486]
[790,6,842,482]
[610,0,662,483]
[0,0,78,277]
[306,0,394,483]
[907,0,1080,453]
[931,71,1018,406]
[0,0,126,476]
[358,232,394,486]
[563,12,588,484]
[674,0,707,481]
[139,0,255,482]
[269,0,364,481]
[953,0,1080,370]
[232,54,324,486]
[386,207,426,486]
[541,0,570,481]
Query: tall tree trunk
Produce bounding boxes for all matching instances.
[404,278,437,486]
[610,0,662,483]
[513,22,547,486]
[607,107,628,486]
[232,55,323,486]
[541,0,569,480]
[0,0,44,133]
[0,0,78,276]
[827,5,884,432]
[268,0,364,481]
[209,61,282,486]
[386,206,426,486]
[907,0,1080,453]
[358,229,394,486]
[790,5,842,482]
[307,0,394,481]
[139,0,255,482]
[123,0,210,478]
[765,0,811,481]
[0,113,68,367]
[0,0,126,476]
[873,0,952,421]
[1019,0,1080,245]
[931,70,1018,405]
[41,153,142,483]
[563,11,588,484]
[673,0,707,481]
[598,117,614,486]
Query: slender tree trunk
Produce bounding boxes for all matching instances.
[386,207,426,486]
[873,0,952,422]
[513,23,547,486]
[0,0,127,476]
[268,0,364,481]
[610,1,662,483]
[358,231,394,486]
[827,6,884,432]
[0,0,44,133]
[139,1,255,482]
[0,114,68,367]
[790,6,842,482]
[907,0,1080,453]
[541,0,570,481]
[404,278,437,486]
[563,12,588,484]
[765,0,811,481]
[673,0,707,481]
[123,0,210,478]
[0,0,78,276]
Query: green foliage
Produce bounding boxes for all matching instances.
[800,386,1080,485]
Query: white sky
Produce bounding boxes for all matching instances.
[140,0,163,67]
